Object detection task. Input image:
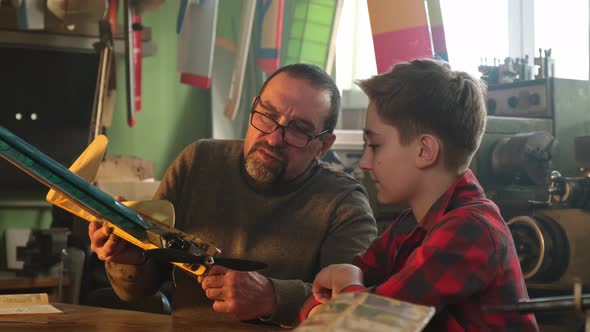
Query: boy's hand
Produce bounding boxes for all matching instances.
[308,304,325,318]
[312,264,364,303]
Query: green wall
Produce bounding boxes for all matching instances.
[107,1,212,179]
[0,0,284,270]
[0,1,213,269]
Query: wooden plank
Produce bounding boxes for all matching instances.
[224,0,257,120]
[256,0,284,74]
[367,0,433,73]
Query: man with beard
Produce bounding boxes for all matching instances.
[88,63,377,326]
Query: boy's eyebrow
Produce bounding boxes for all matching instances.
[363,129,378,137]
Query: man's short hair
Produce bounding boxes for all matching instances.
[356,59,487,172]
[259,63,341,133]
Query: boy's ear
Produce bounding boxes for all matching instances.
[415,134,441,169]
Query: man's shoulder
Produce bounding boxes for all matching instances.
[187,139,243,157]
[316,161,362,183]
[172,139,243,173]
[192,139,243,150]
[314,161,366,192]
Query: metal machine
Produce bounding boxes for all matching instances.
[507,137,590,287]
[502,136,590,330]
[472,78,590,219]
[473,79,590,329]
[17,228,70,277]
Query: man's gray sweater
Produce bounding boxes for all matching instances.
[105,139,377,326]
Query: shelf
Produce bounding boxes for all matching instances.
[0,201,52,209]
[0,29,155,56]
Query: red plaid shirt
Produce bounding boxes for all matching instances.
[301,170,538,331]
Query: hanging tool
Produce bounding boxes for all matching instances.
[124,0,137,126]
[133,11,143,111]
[89,18,115,143]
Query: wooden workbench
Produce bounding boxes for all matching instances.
[0,303,286,331]
[0,273,69,302]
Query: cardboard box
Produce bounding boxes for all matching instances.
[96,180,161,201]
[94,155,159,200]
[96,156,155,182]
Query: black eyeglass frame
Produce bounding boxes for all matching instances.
[249,96,332,148]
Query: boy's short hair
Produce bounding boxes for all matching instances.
[356,59,487,172]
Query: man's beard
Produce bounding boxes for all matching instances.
[244,142,287,184]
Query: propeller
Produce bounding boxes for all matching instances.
[144,248,267,272]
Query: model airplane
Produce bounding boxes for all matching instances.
[0,126,266,277]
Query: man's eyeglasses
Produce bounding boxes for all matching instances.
[250,96,331,149]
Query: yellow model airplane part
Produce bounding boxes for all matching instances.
[46,135,219,276]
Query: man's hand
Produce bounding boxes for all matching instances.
[198,265,277,320]
[88,221,145,265]
[312,264,364,303]
[88,195,145,265]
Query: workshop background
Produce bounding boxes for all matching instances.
[1,1,590,330]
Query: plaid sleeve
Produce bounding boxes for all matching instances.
[371,216,498,307]
[353,224,398,286]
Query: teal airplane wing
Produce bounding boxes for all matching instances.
[0,126,268,275]
[0,126,149,231]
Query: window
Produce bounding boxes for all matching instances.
[335,0,376,91]
[441,0,589,80]
[534,0,589,80]
[333,0,590,130]
[440,0,510,77]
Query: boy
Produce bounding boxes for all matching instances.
[300,59,538,331]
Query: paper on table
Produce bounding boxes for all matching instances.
[296,292,435,332]
[0,293,62,314]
